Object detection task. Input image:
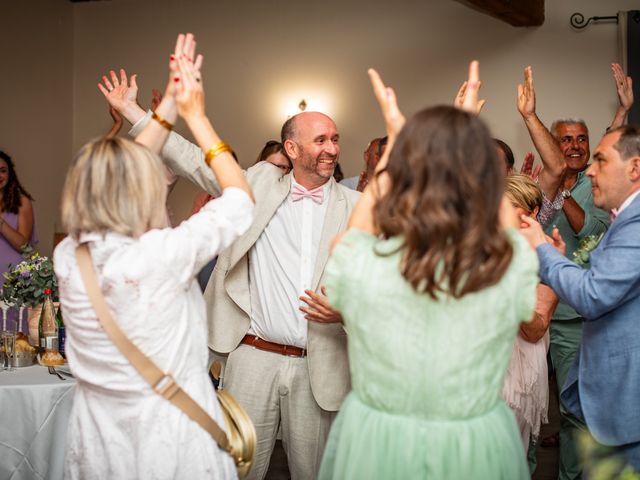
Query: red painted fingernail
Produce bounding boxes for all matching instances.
[174,77,180,82]
[170,55,175,60]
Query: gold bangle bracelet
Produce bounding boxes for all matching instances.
[152,111,174,131]
[204,142,233,166]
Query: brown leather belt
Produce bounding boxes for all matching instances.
[240,334,307,357]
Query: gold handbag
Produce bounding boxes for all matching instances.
[216,387,256,477]
[76,244,256,477]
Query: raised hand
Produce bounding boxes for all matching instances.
[168,33,203,95]
[98,68,139,115]
[520,151,534,176]
[153,33,252,201]
[356,170,368,192]
[105,106,123,139]
[612,63,634,112]
[454,69,486,114]
[174,52,205,121]
[151,89,163,112]
[519,152,541,180]
[517,66,536,120]
[532,163,542,180]
[609,63,634,130]
[367,68,405,141]
[454,81,467,109]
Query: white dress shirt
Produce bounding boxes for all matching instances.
[617,189,640,216]
[248,176,331,348]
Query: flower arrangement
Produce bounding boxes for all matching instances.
[1,245,58,307]
[573,232,605,267]
[578,431,640,479]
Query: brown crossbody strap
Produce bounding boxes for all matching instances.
[74,244,231,452]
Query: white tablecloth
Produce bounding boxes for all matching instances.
[0,365,75,480]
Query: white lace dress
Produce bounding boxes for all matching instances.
[502,330,549,452]
[53,188,253,480]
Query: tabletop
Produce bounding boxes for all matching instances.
[0,364,75,480]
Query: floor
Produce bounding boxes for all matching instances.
[265,378,562,480]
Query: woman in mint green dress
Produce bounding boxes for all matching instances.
[317,65,539,479]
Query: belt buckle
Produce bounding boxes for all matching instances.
[284,345,305,357]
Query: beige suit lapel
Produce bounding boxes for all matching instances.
[228,174,292,268]
[311,178,347,291]
[225,174,291,316]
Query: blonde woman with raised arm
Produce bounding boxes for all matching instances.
[54,34,253,480]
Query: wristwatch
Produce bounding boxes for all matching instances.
[561,189,572,199]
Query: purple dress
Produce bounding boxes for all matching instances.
[0,211,38,332]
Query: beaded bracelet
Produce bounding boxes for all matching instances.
[152,112,174,131]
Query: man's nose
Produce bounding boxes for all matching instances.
[325,142,339,156]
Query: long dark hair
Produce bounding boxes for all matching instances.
[373,106,513,299]
[0,151,33,214]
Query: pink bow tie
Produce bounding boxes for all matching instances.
[291,184,324,204]
[610,208,619,222]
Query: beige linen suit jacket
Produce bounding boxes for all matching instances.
[131,115,359,411]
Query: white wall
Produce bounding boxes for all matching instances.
[2,0,638,255]
[0,0,74,258]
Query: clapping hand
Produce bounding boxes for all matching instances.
[171,34,205,121]
[98,69,139,115]
[519,152,541,180]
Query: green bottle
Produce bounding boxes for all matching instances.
[56,305,66,359]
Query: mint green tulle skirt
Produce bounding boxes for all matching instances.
[319,393,529,480]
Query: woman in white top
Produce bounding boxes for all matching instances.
[54,34,254,479]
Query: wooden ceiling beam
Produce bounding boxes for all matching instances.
[454,0,545,27]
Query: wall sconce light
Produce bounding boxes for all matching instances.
[282,96,330,119]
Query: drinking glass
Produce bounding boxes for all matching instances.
[0,335,4,372]
[2,330,16,372]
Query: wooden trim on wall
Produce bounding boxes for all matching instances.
[453,0,545,27]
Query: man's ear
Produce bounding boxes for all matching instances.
[628,156,640,182]
[283,139,298,161]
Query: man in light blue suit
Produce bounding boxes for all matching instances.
[521,124,640,470]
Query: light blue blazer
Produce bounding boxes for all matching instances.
[537,193,640,446]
